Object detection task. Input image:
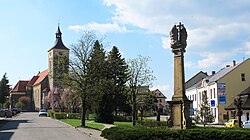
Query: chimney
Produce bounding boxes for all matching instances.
[226,65,230,67]
[233,60,236,66]
[212,71,216,75]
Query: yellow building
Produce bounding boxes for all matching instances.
[186,59,250,124]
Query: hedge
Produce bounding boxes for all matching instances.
[113,115,132,122]
[101,126,250,140]
[136,119,167,127]
[47,110,80,119]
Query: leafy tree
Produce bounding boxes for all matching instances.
[61,88,81,113]
[19,96,31,109]
[0,73,10,107]
[127,55,155,126]
[107,46,129,115]
[196,93,214,127]
[52,55,69,88]
[68,31,97,127]
[47,87,64,111]
[15,101,25,110]
[137,90,156,120]
[86,40,114,124]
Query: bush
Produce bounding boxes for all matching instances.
[48,110,55,118]
[113,115,132,122]
[143,112,155,117]
[102,126,250,140]
[67,113,80,119]
[15,101,25,110]
[47,110,80,119]
[136,119,167,127]
[54,112,67,119]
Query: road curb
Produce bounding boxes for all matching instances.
[52,118,104,140]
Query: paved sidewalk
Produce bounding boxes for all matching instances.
[76,123,115,140]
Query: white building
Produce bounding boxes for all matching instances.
[186,59,250,124]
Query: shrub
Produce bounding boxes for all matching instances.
[113,115,132,122]
[15,101,25,110]
[136,119,167,127]
[48,110,80,119]
[48,110,55,118]
[19,96,31,105]
[67,113,80,119]
[102,126,250,140]
[54,112,67,119]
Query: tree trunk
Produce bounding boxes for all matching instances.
[80,98,86,127]
[157,109,160,122]
[141,109,143,121]
[132,92,136,126]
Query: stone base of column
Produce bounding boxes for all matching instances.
[167,99,192,129]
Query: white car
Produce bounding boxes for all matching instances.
[243,120,250,128]
[39,109,48,117]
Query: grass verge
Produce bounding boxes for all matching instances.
[59,119,105,130]
[114,121,132,127]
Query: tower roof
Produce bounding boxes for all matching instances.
[48,26,69,52]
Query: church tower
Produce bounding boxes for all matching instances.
[48,25,69,90]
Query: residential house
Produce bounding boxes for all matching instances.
[225,86,250,122]
[186,71,208,115]
[186,59,250,124]
[10,80,29,108]
[152,89,167,114]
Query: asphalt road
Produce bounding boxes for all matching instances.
[0,112,95,140]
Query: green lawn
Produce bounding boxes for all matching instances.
[114,121,132,127]
[59,119,105,130]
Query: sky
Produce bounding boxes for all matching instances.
[1,0,250,100]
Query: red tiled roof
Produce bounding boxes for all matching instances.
[11,80,29,92]
[33,70,48,86]
[27,76,39,86]
[152,89,167,98]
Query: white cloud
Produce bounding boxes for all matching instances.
[243,41,250,55]
[68,22,129,34]
[150,84,173,100]
[188,22,250,50]
[161,37,170,49]
[185,61,196,69]
[197,52,232,69]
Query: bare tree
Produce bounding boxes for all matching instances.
[127,55,155,126]
[68,31,97,127]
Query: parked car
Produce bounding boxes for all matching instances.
[39,109,48,117]
[243,120,250,128]
[0,109,5,117]
[4,109,12,118]
[225,119,238,128]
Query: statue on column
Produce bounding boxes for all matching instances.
[167,22,191,129]
[170,22,187,55]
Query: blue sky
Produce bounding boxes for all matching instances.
[1,0,250,99]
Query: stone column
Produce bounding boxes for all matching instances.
[167,22,191,129]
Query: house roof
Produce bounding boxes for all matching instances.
[152,89,166,99]
[186,80,202,91]
[48,26,69,52]
[185,71,208,89]
[33,70,48,86]
[11,80,29,92]
[225,86,250,110]
[27,76,39,86]
[208,59,250,84]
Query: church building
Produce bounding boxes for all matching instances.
[9,26,69,111]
